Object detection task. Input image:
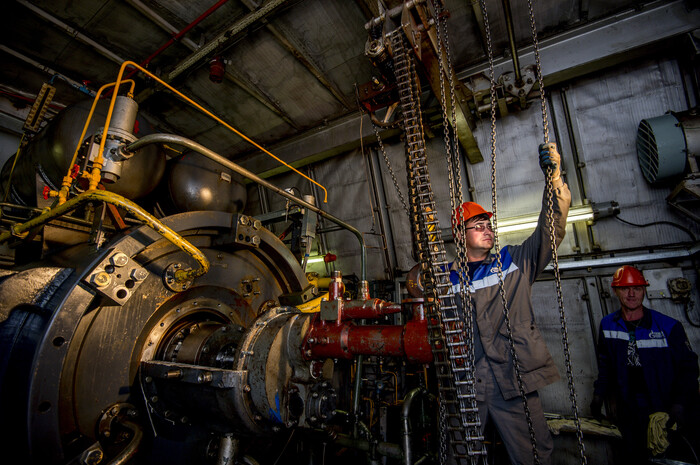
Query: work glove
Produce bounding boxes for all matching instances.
[647,411,677,456]
[539,142,561,181]
[589,395,604,421]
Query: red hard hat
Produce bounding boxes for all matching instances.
[611,265,649,287]
[452,202,492,226]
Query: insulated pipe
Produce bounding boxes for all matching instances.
[401,388,427,465]
[125,134,366,281]
[501,0,522,85]
[0,190,209,283]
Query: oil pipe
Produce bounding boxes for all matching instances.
[125,133,368,281]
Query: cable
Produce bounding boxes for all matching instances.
[684,300,700,328]
[271,429,295,465]
[614,215,697,242]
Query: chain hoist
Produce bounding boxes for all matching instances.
[477,0,541,462]
[389,27,487,464]
[526,0,587,461]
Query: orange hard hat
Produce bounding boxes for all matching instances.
[611,265,649,287]
[452,201,492,226]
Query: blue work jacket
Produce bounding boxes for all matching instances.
[593,307,699,412]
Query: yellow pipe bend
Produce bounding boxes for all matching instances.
[59,79,137,205]
[0,190,209,283]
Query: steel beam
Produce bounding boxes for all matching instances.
[237,112,400,178]
[126,0,298,128]
[16,0,126,65]
[241,0,700,178]
[166,0,289,82]
[240,0,352,109]
[457,0,700,86]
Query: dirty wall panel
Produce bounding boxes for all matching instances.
[375,136,469,272]
[536,278,598,414]
[468,102,580,256]
[564,57,697,250]
[263,149,387,281]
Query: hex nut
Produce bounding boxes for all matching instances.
[253,219,262,230]
[131,268,148,281]
[251,235,260,246]
[92,272,111,288]
[110,252,129,267]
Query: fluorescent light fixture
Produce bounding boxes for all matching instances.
[495,204,595,234]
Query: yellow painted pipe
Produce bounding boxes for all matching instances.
[58,79,136,205]
[101,61,328,202]
[0,190,209,283]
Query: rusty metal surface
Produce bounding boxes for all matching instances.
[0,267,72,323]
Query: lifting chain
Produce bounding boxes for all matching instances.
[433,4,486,462]
[372,122,410,217]
[478,0,540,463]
[389,28,486,464]
[527,0,588,462]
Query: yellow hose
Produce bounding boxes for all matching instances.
[96,61,328,202]
[0,190,209,283]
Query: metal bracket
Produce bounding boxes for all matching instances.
[84,250,148,305]
[162,262,192,293]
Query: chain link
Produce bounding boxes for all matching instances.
[478,0,540,462]
[372,122,410,217]
[527,0,587,461]
[389,28,486,464]
[526,0,549,144]
[434,2,487,463]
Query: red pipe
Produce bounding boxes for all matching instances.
[340,299,402,320]
[122,0,229,82]
[304,300,432,364]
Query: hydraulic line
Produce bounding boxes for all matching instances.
[56,79,137,205]
[0,190,209,283]
[126,133,367,281]
[89,61,328,202]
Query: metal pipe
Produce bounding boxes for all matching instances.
[167,0,289,82]
[500,0,522,85]
[0,45,95,96]
[0,190,209,283]
[123,0,229,82]
[105,420,143,465]
[547,244,700,271]
[125,133,366,280]
[125,0,200,50]
[114,61,327,201]
[17,0,126,65]
[332,433,403,460]
[216,434,238,465]
[401,388,427,465]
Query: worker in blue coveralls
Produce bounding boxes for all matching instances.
[591,265,699,463]
[448,143,569,465]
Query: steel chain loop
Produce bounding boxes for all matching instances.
[372,121,411,217]
[527,0,587,461]
[389,28,486,464]
[478,0,540,462]
[434,2,487,462]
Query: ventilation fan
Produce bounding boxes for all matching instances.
[636,112,688,184]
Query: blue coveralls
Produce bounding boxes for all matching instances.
[593,307,699,460]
